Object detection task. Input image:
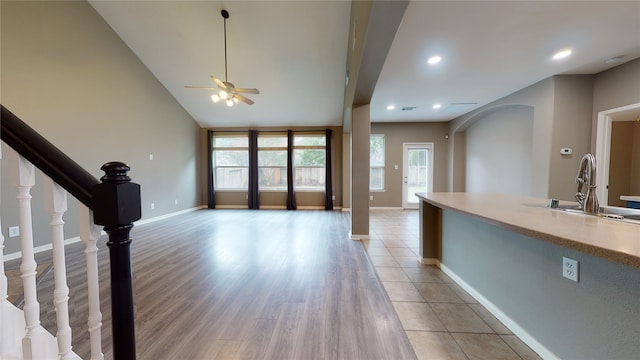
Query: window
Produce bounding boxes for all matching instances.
[258,135,287,190]
[293,135,326,190]
[212,135,248,189]
[370,134,385,190]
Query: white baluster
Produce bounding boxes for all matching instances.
[80,206,104,360]
[13,155,48,359]
[44,179,74,359]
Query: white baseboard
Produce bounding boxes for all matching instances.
[3,236,83,262]
[214,205,249,209]
[420,258,439,265]
[135,205,206,226]
[296,206,325,210]
[3,205,206,262]
[348,232,370,241]
[342,208,350,212]
[370,207,404,210]
[439,263,559,360]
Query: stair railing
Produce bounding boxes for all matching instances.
[1,104,140,359]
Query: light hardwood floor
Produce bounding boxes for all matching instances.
[7,209,417,359]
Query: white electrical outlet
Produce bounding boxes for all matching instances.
[369,195,373,201]
[150,203,155,210]
[563,256,579,282]
[174,199,178,205]
[332,195,335,200]
[8,226,20,238]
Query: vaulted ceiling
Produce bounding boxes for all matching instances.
[89,1,640,128]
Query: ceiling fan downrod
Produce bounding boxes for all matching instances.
[221,9,229,83]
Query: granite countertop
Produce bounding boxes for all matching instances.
[416,192,640,269]
[620,195,640,202]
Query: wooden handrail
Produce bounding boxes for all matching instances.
[1,105,99,208]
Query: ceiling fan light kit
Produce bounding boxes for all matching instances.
[184,9,259,106]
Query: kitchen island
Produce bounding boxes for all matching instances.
[416,192,640,360]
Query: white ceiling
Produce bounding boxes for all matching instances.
[89,1,640,128]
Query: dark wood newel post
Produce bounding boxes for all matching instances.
[92,162,141,360]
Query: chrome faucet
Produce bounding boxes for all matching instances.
[575,153,599,214]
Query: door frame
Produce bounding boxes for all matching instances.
[402,142,434,209]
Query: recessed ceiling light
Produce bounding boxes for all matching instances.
[552,49,572,60]
[427,56,442,65]
[432,103,442,109]
[386,105,395,110]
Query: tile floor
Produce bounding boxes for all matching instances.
[365,209,542,360]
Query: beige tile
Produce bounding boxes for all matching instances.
[392,302,446,331]
[377,267,411,282]
[369,255,399,267]
[452,333,520,360]
[430,303,493,333]
[403,267,444,283]
[366,247,391,256]
[500,335,542,360]
[406,331,468,360]
[446,283,478,304]
[381,240,409,248]
[382,281,425,302]
[394,256,421,268]
[388,247,417,257]
[436,271,456,284]
[468,304,512,334]
[415,283,464,303]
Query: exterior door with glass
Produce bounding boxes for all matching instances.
[402,143,433,209]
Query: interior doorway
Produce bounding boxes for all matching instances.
[402,143,434,209]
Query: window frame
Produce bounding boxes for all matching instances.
[211,134,249,191]
[293,134,326,191]
[370,134,385,191]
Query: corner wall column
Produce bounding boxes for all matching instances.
[350,105,370,240]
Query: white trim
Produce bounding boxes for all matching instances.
[370,207,403,210]
[3,205,207,261]
[348,232,370,241]
[135,205,206,226]
[296,206,325,210]
[595,102,640,207]
[4,236,82,262]
[342,208,351,212]
[420,257,439,265]
[439,263,560,360]
[215,205,249,209]
[402,142,434,209]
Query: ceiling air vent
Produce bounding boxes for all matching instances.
[401,106,417,111]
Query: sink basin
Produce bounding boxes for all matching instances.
[563,206,640,221]
[599,206,640,220]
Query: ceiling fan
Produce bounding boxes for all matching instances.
[185,9,259,106]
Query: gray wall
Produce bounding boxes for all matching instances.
[548,75,594,200]
[441,209,640,360]
[449,78,555,197]
[370,122,449,207]
[1,1,202,255]
[592,59,640,150]
[464,106,533,195]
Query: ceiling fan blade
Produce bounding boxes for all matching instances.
[210,76,227,88]
[234,88,260,94]
[234,94,254,105]
[184,86,217,90]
